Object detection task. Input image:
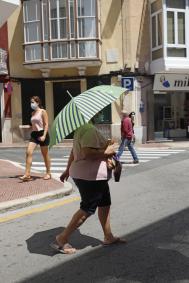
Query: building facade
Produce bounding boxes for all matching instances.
[149,0,189,139]
[7,0,137,143]
[122,0,189,141]
[0,0,19,143]
[5,0,188,144]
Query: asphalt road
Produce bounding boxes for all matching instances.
[0,147,72,163]
[0,149,189,282]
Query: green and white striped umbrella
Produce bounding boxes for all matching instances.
[49,85,127,147]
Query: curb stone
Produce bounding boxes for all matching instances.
[0,181,73,214]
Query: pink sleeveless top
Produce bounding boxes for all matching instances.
[31,110,44,131]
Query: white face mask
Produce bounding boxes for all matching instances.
[31,102,38,110]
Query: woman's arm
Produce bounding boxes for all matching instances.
[40,110,49,140]
[60,149,74,182]
[82,144,115,160]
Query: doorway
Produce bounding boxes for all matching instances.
[53,81,81,138]
[21,79,45,125]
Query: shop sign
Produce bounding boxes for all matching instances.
[122,77,134,91]
[0,48,8,75]
[154,73,189,91]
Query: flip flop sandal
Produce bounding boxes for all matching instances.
[103,237,127,247]
[50,242,76,254]
[43,174,51,180]
[19,175,33,181]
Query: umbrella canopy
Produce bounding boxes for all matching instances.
[49,85,127,147]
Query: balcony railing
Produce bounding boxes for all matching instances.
[0,48,8,75]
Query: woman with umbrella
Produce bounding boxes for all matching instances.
[50,85,127,254]
[51,120,125,254]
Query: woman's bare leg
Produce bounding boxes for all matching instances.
[98,206,115,242]
[24,142,37,176]
[40,146,51,178]
[56,209,89,251]
[98,206,126,244]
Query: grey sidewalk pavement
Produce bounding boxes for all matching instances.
[0,140,73,149]
[0,159,73,213]
[0,139,189,149]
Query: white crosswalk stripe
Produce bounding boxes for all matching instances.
[18,149,186,174]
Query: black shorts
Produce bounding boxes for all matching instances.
[30,130,50,146]
[73,179,111,215]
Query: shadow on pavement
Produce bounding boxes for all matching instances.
[22,208,189,283]
[26,227,102,257]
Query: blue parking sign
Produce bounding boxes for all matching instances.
[121,77,134,91]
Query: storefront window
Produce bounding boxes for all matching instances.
[154,92,188,138]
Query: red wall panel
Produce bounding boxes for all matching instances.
[0,22,8,50]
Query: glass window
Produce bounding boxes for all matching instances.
[23,0,98,61]
[152,48,163,60]
[157,13,162,45]
[69,0,75,38]
[167,11,175,44]
[167,48,186,57]
[24,0,41,43]
[178,13,185,44]
[59,0,67,17]
[25,44,41,61]
[78,0,95,16]
[43,43,49,60]
[51,19,58,39]
[25,22,41,42]
[78,18,96,38]
[151,12,162,49]
[70,42,76,58]
[78,41,96,57]
[50,0,57,18]
[42,0,49,40]
[78,0,96,39]
[166,0,185,9]
[151,0,162,14]
[152,16,156,48]
[49,0,67,39]
[59,0,67,39]
[23,0,40,22]
[51,42,68,58]
[60,19,67,38]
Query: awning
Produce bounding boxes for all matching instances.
[153,73,189,92]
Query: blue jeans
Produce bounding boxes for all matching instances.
[116,137,138,161]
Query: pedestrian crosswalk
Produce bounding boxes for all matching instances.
[17,148,186,176]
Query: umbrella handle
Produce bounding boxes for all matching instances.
[67,90,73,99]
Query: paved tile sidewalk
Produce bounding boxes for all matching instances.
[0,159,73,212]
